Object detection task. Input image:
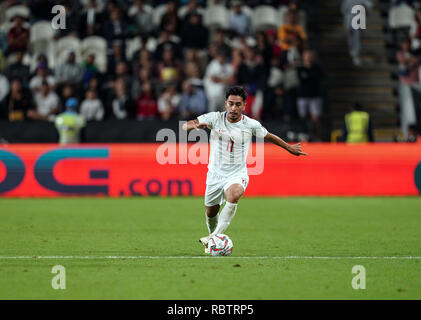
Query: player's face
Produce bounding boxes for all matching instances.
[225,95,245,123]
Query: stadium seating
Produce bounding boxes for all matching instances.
[252,5,279,32]
[388,4,415,29]
[5,5,30,22]
[30,21,56,44]
[203,5,230,28]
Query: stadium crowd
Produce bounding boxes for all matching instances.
[0,0,324,139]
[389,0,421,84]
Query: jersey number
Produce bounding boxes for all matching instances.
[226,139,234,152]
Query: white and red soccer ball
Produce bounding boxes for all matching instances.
[208,234,233,256]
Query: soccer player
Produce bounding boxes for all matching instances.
[182,86,307,253]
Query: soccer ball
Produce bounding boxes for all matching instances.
[208,234,233,256]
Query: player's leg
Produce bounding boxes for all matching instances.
[205,204,220,234]
[200,180,224,250]
[210,178,247,237]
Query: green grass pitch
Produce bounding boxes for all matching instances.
[0,197,420,299]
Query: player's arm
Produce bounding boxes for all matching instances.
[182,119,210,132]
[264,132,307,156]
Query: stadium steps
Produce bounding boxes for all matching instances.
[314,0,399,141]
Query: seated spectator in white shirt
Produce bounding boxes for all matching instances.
[157,84,180,121]
[80,89,104,121]
[179,79,207,120]
[27,81,59,122]
[204,50,234,112]
[29,63,56,93]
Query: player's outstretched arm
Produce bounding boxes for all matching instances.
[264,132,308,156]
[182,119,210,132]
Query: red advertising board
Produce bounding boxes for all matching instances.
[0,143,420,197]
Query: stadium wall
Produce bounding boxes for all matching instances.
[0,143,420,197]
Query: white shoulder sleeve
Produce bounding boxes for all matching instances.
[249,118,268,138]
[197,112,219,129]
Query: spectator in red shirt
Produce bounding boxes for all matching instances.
[135,81,157,119]
[7,15,30,55]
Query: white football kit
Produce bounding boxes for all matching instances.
[197,111,268,206]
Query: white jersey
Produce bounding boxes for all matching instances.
[197,111,268,177]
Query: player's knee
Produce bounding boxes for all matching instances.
[226,188,244,203]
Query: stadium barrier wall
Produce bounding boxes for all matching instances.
[0,143,420,197]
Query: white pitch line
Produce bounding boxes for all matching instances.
[0,256,420,260]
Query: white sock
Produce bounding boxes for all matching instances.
[206,213,218,234]
[210,202,237,236]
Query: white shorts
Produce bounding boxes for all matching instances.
[204,171,249,207]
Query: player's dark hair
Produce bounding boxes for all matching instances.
[225,86,248,102]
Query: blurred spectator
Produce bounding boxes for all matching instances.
[78,0,105,38]
[179,79,207,119]
[296,50,324,139]
[107,41,126,78]
[228,1,252,37]
[262,55,286,120]
[7,15,30,55]
[0,79,31,122]
[136,81,158,119]
[113,61,132,91]
[277,11,307,51]
[111,78,134,119]
[82,54,100,89]
[157,84,180,120]
[132,48,154,78]
[103,8,128,48]
[4,51,30,87]
[341,0,373,66]
[211,29,231,59]
[180,12,209,50]
[55,52,84,86]
[59,83,75,111]
[132,67,153,100]
[180,0,204,23]
[157,47,181,83]
[55,98,86,145]
[407,124,419,142]
[184,49,204,79]
[155,30,183,61]
[130,0,154,37]
[265,29,285,62]
[80,0,106,12]
[409,9,421,53]
[80,89,105,121]
[204,50,234,112]
[230,48,244,76]
[396,38,419,84]
[34,53,52,74]
[236,46,265,95]
[342,103,374,143]
[160,1,180,34]
[27,80,59,122]
[29,63,56,93]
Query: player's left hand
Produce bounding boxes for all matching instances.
[287,143,307,156]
